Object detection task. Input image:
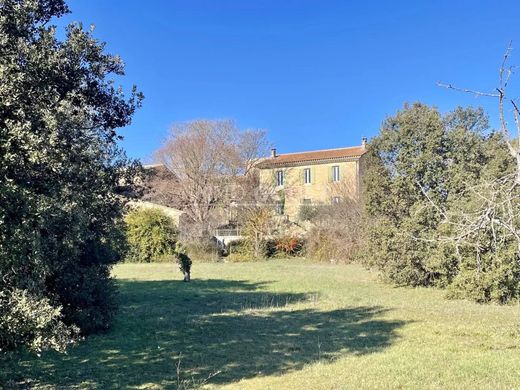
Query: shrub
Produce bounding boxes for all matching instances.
[0,289,79,355]
[226,239,256,262]
[174,243,193,282]
[274,235,305,257]
[184,238,223,262]
[298,205,320,221]
[304,195,364,263]
[125,208,178,262]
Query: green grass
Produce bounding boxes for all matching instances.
[2,260,520,389]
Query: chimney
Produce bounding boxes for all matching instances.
[361,137,367,149]
[271,148,277,158]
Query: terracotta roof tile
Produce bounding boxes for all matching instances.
[258,146,367,168]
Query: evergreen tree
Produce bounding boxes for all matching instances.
[0,0,142,353]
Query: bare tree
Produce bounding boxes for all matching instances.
[305,176,365,262]
[430,43,520,266]
[155,119,269,238]
[240,205,275,258]
[438,42,520,183]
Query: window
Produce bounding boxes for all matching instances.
[332,196,341,204]
[275,201,284,215]
[276,170,284,186]
[302,198,312,205]
[303,168,311,184]
[332,165,340,182]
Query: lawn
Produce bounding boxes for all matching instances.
[2,260,520,389]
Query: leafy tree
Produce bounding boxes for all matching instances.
[363,103,514,292]
[0,0,142,352]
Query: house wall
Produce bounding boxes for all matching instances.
[259,159,361,220]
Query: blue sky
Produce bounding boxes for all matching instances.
[59,1,520,161]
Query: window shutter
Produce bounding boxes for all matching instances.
[328,166,333,183]
[300,168,304,185]
[311,167,316,184]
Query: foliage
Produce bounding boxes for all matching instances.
[304,195,364,263]
[0,0,142,353]
[241,206,274,259]
[441,175,520,303]
[297,204,320,221]
[306,227,342,263]
[226,239,255,262]
[174,242,192,282]
[363,103,518,302]
[0,289,79,355]
[273,235,305,257]
[184,238,223,262]
[125,208,178,263]
[226,238,272,262]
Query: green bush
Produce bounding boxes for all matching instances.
[226,239,256,262]
[125,208,178,262]
[225,236,304,261]
[0,289,78,354]
[0,0,143,353]
[174,242,192,282]
[363,104,520,302]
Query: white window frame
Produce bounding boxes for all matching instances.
[332,165,340,182]
[304,168,311,184]
[276,170,284,186]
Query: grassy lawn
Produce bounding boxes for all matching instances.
[2,260,520,389]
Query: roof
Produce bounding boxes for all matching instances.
[257,145,367,168]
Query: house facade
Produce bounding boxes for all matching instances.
[257,139,368,220]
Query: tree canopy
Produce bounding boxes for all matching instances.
[0,0,142,353]
[363,103,519,302]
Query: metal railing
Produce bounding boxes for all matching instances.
[215,228,242,237]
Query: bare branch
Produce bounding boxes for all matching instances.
[436,82,500,98]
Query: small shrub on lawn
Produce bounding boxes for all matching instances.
[174,243,193,282]
[125,208,177,262]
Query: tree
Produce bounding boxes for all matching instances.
[155,120,269,238]
[241,206,274,258]
[0,0,142,353]
[363,103,512,290]
[424,45,520,302]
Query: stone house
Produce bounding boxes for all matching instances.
[256,138,368,220]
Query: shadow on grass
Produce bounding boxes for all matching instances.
[3,278,408,388]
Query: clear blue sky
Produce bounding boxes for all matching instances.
[59,0,520,161]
